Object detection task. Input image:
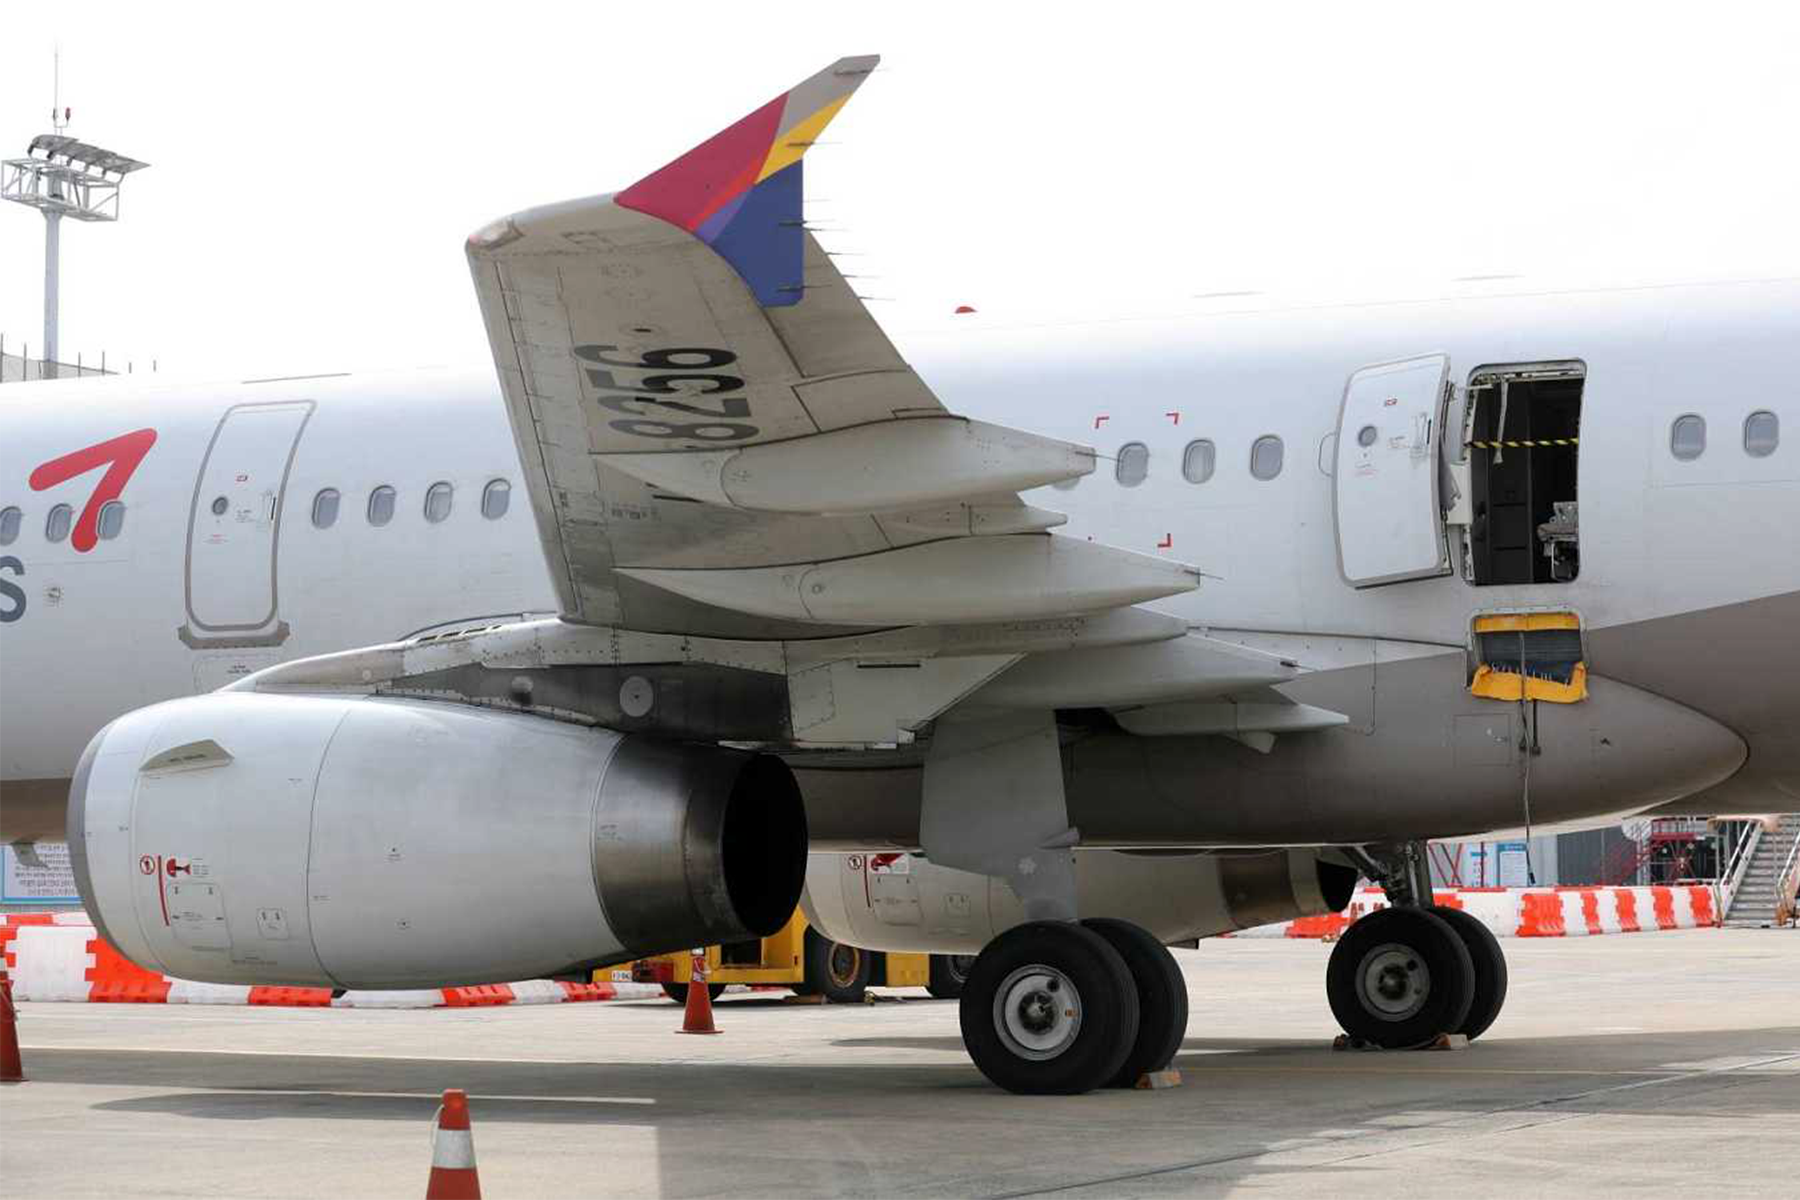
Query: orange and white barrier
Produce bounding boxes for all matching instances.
[1233,885,1719,939]
[1,913,662,1006]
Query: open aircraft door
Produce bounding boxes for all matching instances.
[1333,353,1453,587]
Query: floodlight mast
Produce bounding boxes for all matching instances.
[1,83,148,379]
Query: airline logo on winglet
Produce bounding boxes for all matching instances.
[614,55,879,308]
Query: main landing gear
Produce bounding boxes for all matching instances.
[959,918,1188,1095]
[1328,843,1510,1048]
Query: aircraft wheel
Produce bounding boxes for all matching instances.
[1081,918,1189,1086]
[804,928,872,1003]
[926,953,976,999]
[660,982,726,1004]
[1326,906,1474,1048]
[959,921,1140,1095]
[1427,905,1508,1040]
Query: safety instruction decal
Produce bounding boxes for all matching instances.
[2,841,80,903]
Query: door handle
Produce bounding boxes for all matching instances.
[1411,413,1432,459]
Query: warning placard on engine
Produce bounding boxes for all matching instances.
[2,841,80,903]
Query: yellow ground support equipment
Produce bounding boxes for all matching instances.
[606,909,972,1004]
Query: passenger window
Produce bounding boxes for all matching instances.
[46,503,73,543]
[480,478,511,519]
[1115,442,1149,487]
[424,481,454,524]
[311,488,340,529]
[1181,439,1216,484]
[96,501,126,541]
[1670,414,1706,461]
[367,485,396,527]
[1744,410,1779,457]
[1250,435,1284,480]
[0,507,20,546]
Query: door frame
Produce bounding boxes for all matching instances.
[178,399,315,648]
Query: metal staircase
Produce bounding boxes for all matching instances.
[1724,813,1800,927]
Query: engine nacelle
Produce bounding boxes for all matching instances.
[802,848,1357,952]
[69,694,806,988]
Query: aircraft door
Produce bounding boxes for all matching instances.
[179,401,314,648]
[1333,354,1452,587]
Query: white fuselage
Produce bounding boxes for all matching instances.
[4,278,1799,813]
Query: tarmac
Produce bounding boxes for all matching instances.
[3,928,1797,1199]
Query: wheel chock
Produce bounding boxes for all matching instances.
[782,993,827,1005]
[1332,1031,1469,1052]
[1134,1068,1183,1090]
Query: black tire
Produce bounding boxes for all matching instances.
[1326,907,1475,1049]
[1081,918,1189,1087]
[959,921,1141,1095]
[804,928,872,1003]
[1427,905,1508,1040]
[927,954,977,1000]
[661,981,726,1004]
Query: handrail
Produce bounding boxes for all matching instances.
[1716,820,1763,921]
[1774,829,1800,928]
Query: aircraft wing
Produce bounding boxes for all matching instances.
[467,56,1198,637]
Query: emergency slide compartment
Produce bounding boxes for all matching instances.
[1468,611,1588,704]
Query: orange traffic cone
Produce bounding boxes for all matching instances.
[676,949,720,1035]
[1,978,24,1084]
[425,1089,480,1199]
[0,978,23,1086]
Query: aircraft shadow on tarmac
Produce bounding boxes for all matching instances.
[28,1027,1800,1196]
[827,1035,1332,1055]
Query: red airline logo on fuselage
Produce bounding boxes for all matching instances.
[28,428,158,553]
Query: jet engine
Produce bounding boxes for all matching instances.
[68,693,806,989]
[802,848,1358,953]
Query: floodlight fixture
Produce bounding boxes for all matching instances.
[3,123,149,378]
[3,134,149,222]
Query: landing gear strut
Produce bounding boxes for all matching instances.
[927,712,1190,1091]
[959,918,1187,1094]
[1329,842,1509,1046]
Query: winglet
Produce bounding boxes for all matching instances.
[615,55,879,307]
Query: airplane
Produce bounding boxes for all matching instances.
[2,55,1796,1095]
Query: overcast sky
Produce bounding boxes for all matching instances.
[3,1,1797,379]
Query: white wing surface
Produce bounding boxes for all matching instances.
[466,56,1198,637]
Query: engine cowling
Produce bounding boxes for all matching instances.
[802,848,1357,952]
[68,693,806,989]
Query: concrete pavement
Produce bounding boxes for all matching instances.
[3,929,1796,1198]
